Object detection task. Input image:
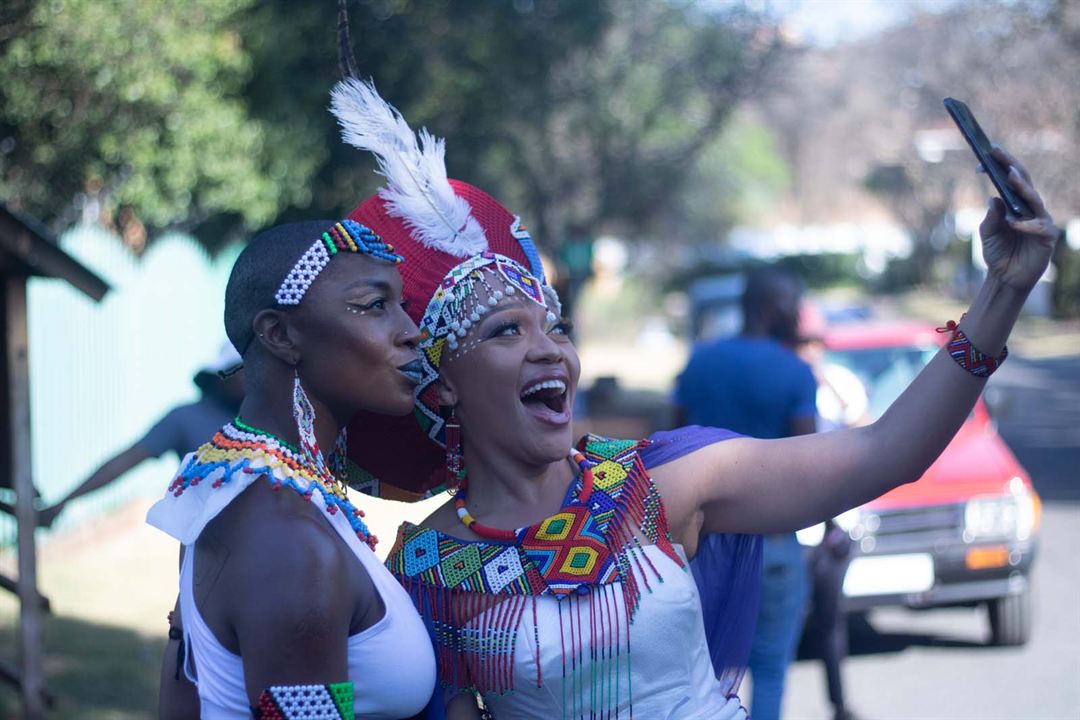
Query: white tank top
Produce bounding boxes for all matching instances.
[479,545,748,720]
[150,458,436,719]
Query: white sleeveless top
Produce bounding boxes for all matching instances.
[479,545,747,720]
[148,457,436,719]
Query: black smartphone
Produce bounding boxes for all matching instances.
[943,97,1034,218]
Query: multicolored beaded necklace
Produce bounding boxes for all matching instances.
[453,450,593,542]
[385,436,684,714]
[168,418,377,549]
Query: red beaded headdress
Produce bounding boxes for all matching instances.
[330,79,553,497]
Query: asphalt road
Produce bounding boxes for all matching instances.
[781,353,1080,720]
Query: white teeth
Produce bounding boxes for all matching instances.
[521,379,567,398]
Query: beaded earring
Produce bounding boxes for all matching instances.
[293,369,331,482]
[443,409,464,489]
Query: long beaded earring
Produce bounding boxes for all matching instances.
[293,369,329,480]
[444,408,464,490]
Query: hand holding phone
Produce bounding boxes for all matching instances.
[943,97,1034,219]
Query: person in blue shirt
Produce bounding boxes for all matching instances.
[675,266,817,720]
[37,344,244,527]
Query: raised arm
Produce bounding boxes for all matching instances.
[655,148,1059,540]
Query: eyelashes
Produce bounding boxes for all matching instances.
[487,321,520,339]
[484,318,573,339]
[551,319,574,336]
[347,297,387,313]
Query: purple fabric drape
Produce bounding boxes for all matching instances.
[642,425,764,696]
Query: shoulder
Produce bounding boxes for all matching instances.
[220,486,353,604]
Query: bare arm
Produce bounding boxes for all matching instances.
[158,596,200,719]
[234,527,353,705]
[655,149,1058,539]
[39,443,152,525]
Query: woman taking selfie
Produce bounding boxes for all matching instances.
[331,72,1058,720]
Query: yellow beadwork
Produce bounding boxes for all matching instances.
[337,222,359,253]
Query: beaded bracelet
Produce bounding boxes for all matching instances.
[937,318,1008,378]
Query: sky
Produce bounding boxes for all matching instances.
[709,0,967,47]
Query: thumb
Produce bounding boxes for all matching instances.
[979,197,1007,240]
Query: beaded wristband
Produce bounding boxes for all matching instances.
[254,682,354,720]
[937,319,1008,378]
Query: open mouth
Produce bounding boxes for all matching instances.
[398,360,424,385]
[520,378,570,424]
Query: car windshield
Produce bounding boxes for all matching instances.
[824,345,939,421]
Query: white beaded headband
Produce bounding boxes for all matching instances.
[274,219,403,306]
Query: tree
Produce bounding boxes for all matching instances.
[1,0,778,261]
[0,0,328,250]
[751,0,1080,288]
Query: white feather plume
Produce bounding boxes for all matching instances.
[330,77,488,257]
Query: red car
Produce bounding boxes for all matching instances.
[821,321,1040,646]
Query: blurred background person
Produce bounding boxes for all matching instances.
[37,344,244,527]
[795,303,868,720]
[675,265,818,720]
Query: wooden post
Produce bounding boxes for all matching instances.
[8,275,45,718]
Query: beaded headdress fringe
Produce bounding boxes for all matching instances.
[385,437,682,714]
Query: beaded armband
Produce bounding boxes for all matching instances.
[937,319,1008,378]
[254,682,354,720]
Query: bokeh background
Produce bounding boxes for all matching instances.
[0,0,1078,717]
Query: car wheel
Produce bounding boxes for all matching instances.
[987,588,1031,646]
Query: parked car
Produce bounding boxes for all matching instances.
[821,321,1040,646]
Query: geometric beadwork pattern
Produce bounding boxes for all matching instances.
[384,434,686,703]
[410,252,558,450]
[402,528,441,577]
[483,545,526,593]
[519,504,613,596]
[440,545,483,588]
[256,682,354,719]
[945,326,1008,378]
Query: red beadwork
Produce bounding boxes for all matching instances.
[455,451,592,542]
[937,316,1008,378]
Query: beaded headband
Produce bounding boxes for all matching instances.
[411,251,561,446]
[274,219,403,306]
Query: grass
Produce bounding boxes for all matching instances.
[0,493,440,718]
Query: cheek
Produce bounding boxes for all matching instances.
[563,343,582,384]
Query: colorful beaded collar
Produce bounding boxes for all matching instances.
[168,419,377,549]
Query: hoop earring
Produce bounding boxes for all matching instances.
[444,409,464,489]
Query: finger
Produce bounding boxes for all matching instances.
[991,145,1033,184]
[1007,216,1060,241]
[1006,165,1048,217]
[979,197,1007,239]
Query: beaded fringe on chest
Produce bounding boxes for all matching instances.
[385,436,683,716]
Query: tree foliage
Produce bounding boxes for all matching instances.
[0,0,326,248]
[0,0,778,254]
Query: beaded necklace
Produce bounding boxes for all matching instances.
[385,435,684,711]
[453,449,593,542]
[169,419,377,549]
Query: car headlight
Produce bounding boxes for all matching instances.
[964,477,1040,542]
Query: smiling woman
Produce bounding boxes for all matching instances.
[333,70,1060,719]
[334,78,763,720]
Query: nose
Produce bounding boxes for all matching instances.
[526,326,562,364]
[397,308,420,349]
